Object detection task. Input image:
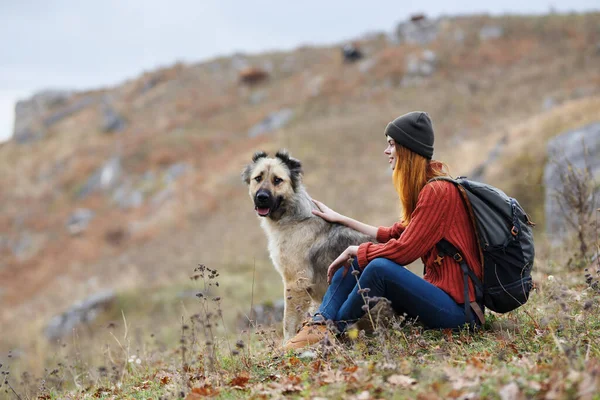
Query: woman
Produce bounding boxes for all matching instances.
[284,111,483,350]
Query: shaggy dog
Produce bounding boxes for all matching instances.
[242,150,373,340]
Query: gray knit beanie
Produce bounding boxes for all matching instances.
[384,111,434,159]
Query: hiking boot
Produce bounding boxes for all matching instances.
[282,323,329,351]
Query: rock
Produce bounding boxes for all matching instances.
[43,96,94,128]
[78,157,122,198]
[543,122,600,242]
[403,50,438,84]
[237,299,285,330]
[13,90,73,143]
[112,185,144,209]
[151,187,174,207]
[11,232,45,261]
[45,290,116,341]
[248,109,294,138]
[67,209,95,235]
[140,74,163,94]
[422,49,437,64]
[479,25,504,41]
[101,102,126,133]
[395,18,439,45]
[543,97,557,111]
[164,163,188,184]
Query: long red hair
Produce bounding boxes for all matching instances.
[392,144,449,226]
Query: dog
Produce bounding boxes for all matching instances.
[242,150,374,340]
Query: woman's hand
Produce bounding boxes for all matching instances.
[327,245,359,284]
[312,199,344,224]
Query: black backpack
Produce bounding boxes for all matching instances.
[429,177,536,325]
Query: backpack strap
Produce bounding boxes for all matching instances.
[436,239,485,327]
[428,177,485,268]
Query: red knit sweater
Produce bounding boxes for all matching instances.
[356,180,482,305]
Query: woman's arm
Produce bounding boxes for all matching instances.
[312,199,378,238]
[356,181,455,268]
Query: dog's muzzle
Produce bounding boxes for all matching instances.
[254,189,274,217]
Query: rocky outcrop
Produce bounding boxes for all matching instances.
[66,209,95,235]
[13,90,72,143]
[479,25,504,41]
[394,17,440,45]
[248,109,294,138]
[78,157,122,199]
[43,96,94,128]
[543,122,600,241]
[402,50,438,86]
[12,91,100,143]
[236,299,285,330]
[44,290,115,341]
[101,99,126,133]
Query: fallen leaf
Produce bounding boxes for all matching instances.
[447,389,464,399]
[343,365,358,373]
[311,360,322,372]
[288,356,301,367]
[186,384,219,398]
[155,370,174,386]
[387,374,416,388]
[443,329,454,342]
[229,374,250,389]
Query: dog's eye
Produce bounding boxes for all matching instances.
[273,177,283,185]
[254,176,262,183]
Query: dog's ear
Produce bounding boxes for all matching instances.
[252,151,268,163]
[242,151,268,184]
[275,149,303,189]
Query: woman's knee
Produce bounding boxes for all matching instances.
[363,258,402,276]
[360,258,404,284]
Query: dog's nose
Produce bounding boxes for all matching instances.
[256,192,269,202]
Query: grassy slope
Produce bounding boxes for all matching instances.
[4,246,600,399]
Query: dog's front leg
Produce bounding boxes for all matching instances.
[282,285,313,342]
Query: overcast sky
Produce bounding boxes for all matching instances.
[1,1,598,142]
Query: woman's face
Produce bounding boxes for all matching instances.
[384,136,397,170]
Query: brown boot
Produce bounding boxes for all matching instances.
[283,323,329,351]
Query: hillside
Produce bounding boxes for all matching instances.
[0,11,599,372]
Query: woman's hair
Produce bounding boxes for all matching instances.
[392,144,449,226]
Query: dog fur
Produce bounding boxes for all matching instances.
[242,150,374,340]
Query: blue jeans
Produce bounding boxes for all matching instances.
[315,258,470,331]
